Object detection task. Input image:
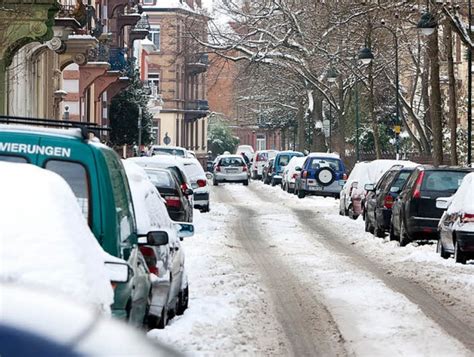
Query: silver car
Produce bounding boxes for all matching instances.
[213,155,249,186]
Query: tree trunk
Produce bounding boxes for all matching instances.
[297,98,306,152]
[421,52,432,135]
[445,20,458,165]
[310,95,325,152]
[428,28,444,166]
[368,62,382,159]
[333,76,346,158]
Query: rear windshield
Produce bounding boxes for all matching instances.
[152,147,185,157]
[422,171,468,192]
[309,158,341,171]
[220,157,245,167]
[0,155,28,163]
[257,152,268,161]
[183,162,205,179]
[146,170,175,189]
[45,160,90,222]
[277,155,290,167]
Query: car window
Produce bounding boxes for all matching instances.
[422,171,467,192]
[183,162,205,179]
[309,158,341,171]
[45,160,90,222]
[257,152,268,161]
[220,157,245,167]
[167,166,185,185]
[277,155,290,167]
[391,171,412,190]
[0,154,28,163]
[377,171,396,192]
[146,170,174,188]
[152,147,185,157]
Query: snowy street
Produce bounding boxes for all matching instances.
[150,182,474,356]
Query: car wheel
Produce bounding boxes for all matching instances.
[243,180,249,186]
[364,214,370,231]
[399,221,410,247]
[252,171,258,180]
[454,240,466,264]
[298,189,306,199]
[157,305,168,329]
[349,206,358,220]
[201,204,210,213]
[213,179,218,186]
[176,286,189,315]
[389,224,398,241]
[374,224,385,238]
[437,239,449,259]
[271,178,276,187]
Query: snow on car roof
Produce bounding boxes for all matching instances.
[308,152,340,159]
[0,162,114,311]
[447,172,474,215]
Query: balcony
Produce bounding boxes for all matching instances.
[186,53,209,74]
[130,13,151,43]
[185,99,209,120]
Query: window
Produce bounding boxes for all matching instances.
[277,155,290,167]
[421,171,468,192]
[147,73,160,95]
[256,136,266,151]
[146,170,174,189]
[309,157,341,171]
[147,26,160,51]
[142,0,155,4]
[0,155,28,163]
[45,160,90,222]
[219,157,245,167]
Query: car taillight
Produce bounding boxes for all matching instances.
[343,173,348,180]
[197,179,207,187]
[384,195,394,209]
[302,170,308,178]
[243,165,247,172]
[216,165,221,172]
[461,213,474,223]
[165,196,181,208]
[412,171,425,199]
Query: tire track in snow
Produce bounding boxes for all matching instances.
[214,185,347,357]
[247,183,474,352]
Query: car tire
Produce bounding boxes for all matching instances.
[298,189,306,199]
[213,179,218,186]
[271,178,276,187]
[374,225,385,238]
[389,224,398,241]
[349,206,359,220]
[176,286,189,315]
[157,306,168,329]
[437,239,449,259]
[364,214,370,231]
[454,240,466,264]
[399,221,410,247]
[252,171,258,180]
[201,204,210,213]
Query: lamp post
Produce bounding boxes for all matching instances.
[468,1,473,165]
[326,68,338,152]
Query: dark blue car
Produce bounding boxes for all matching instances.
[270,151,304,186]
[295,153,346,199]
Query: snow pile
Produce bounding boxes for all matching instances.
[447,172,474,215]
[0,162,114,311]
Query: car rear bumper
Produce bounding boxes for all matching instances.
[302,180,341,196]
[215,172,248,181]
[194,192,209,206]
[408,217,440,239]
[456,231,474,253]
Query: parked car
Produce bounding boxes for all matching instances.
[141,167,194,222]
[180,157,211,212]
[0,283,182,356]
[123,161,193,328]
[364,165,416,237]
[128,156,194,220]
[436,172,474,264]
[282,156,306,193]
[0,121,156,327]
[295,153,345,199]
[390,166,472,246]
[262,157,275,184]
[271,150,304,186]
[339,160,415,219]
[235,144,255,162]
[213,155,249,186]
[150,145,188,158]
[250,150,278,179]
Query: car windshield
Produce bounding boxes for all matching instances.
[220,157,245,167]
[422,170,468,192]
[309,158,341,171]
[277,155,290,167]
[146,170,175,188]
[152,147,185,157]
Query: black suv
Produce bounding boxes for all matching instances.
[390,166,472,246]
[365,165,415,238]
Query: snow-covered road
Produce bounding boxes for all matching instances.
[149,181,474,356]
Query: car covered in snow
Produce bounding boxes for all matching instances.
[391,166,473,246]
[180,157,211,212]
[213,154,249,186]
[123,161,193,328]
[295,152,346,199]
[271,150,304,186]
[0,122,157,327]
[150,145,188,158]
[435,172,474,264]
[250,150,278,179]
[282,156,306,193]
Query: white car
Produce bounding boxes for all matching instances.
[180,157,211,212]
[0,162,116,312]
[213,155,249,186]
[123,161,193,328]
[150,145,188,158]
[282,156,306,193]
[250,150,278,179]
[235,144,255,162]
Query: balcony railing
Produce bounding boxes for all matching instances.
[185,100,209,111]
[186,53,209,74]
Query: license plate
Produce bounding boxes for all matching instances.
[308,186,321,191]
[226,168,238,173]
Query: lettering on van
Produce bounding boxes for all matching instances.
[0,142,71,158]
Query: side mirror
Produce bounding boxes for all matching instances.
[364,183,375,191]
[390,186,400,193]
[104,261,131,283]
[295,166,302,172]
[184,188,194,196]
[175,222,194,238]
[138,231,169,246]
[436,197,451,210]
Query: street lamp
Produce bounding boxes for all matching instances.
[357,47,374,65]
[326,68,338,152]
[417,12,437,37]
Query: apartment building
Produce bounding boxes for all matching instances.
[140,0,209,159]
